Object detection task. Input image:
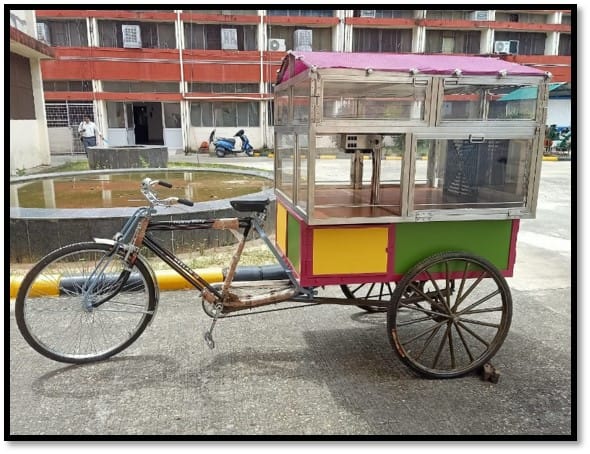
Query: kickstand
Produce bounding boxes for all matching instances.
[204,303,223,349]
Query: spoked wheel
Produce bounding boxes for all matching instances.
[387,252,512,379]
[15,242,157,364]
[340,283,393,312]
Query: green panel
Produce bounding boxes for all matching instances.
[287,213,301,272]
[395,220,513,275]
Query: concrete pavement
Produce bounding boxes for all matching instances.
[8,160,572,437]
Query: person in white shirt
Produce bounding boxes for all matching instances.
[78,116,103,154]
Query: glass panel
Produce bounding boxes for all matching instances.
[163,103,181,128]
[276,133,295,201]
[106,102,125,128]
[442,83,539,120]
[293,80,309,124]
[274,89,290,125]
[312,134,402,220]
[297,133,308,213]
[414,138,531,210]
[323,82,426,120]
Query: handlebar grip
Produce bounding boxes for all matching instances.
[158,180,173,188]
[177,198,194,207]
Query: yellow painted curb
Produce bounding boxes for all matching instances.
[319,155,337,159]
[542,156,558,161]
[10,268,225,298]
[155,268,223,290]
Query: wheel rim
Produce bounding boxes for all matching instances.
[340,283,394,312]
[388,253,512,378]
[18,246,154,362]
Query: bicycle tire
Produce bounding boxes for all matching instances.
[15,242,157,364]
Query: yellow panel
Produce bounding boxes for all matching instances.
[276,202,287,253]
[313,227,388,275]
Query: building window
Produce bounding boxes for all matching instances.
[493,31,546,55]
[558,34,571,56]
[38,20,88,47]
[98,21,176,49]
[425,30,480,54]
[190,101,259,127]
[184,10,258,15]
[561,14,571,25]
[353,28,412,52]
[184,24,257,50]
[425,10,472,20]
[494,12,547,24]
[10,53,36,120]
[353,10,414,18]
[266,25,332,51]
[188,83,259,93]
[43,80,93,91]
[267,10,333,17]
[102,81,179,92]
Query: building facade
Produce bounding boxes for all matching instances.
[34,8,572,155]
[9,10,55,173]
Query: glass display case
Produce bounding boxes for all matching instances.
[272,51,549,286]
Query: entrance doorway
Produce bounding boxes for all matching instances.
[132,102,163,145]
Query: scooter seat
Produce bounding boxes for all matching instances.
[230,199,270,213]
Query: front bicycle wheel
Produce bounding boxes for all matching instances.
[15,242,157,364]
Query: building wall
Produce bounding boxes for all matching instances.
[35,8,572,155]
[9,11,54,173]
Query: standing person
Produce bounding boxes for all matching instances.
[78,116,103,154]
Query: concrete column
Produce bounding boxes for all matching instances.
[334,10,346,51]
[412,26,425,53]
[547,12,562,24]
[480,28,494,54]
[342,9,353,52]
[545,32,559,55]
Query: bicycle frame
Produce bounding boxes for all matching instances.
[97,205,303,312]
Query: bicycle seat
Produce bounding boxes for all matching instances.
[230,199,270,213]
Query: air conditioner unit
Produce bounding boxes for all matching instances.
[470,10,490,21]
[268,38,286,52]
[360,10,376,18]
[494,40,511,54]
[36,22,50,44]
[494,40,519,54]
[122,24,141,48]
[293,29,312,52]
[221,28,238,50]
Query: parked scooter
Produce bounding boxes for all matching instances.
[209,129,254,158]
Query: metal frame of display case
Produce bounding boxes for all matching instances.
[273,53,549,226]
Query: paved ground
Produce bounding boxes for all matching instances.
[8,158,573,438]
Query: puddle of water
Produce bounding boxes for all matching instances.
[11,171,271,209]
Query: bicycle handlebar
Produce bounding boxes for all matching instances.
[141,177,194,208]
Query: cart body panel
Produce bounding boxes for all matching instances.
[276,198,519,287]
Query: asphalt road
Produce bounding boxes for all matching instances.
[8,160,572,438]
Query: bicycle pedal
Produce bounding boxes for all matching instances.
[204,331,215,349]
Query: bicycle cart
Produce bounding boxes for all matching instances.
[15,52,550,379]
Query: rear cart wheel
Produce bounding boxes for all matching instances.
[387,252,512,379]
[340,283,393,312]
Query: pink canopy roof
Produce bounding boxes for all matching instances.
[277,51,546,83]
